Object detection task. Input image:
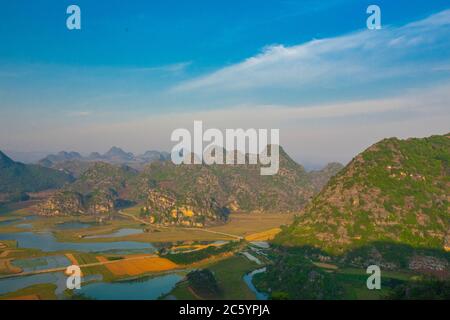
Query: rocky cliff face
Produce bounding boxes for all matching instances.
[37,163,128,216]
[39,191,85,216]
[36,146,342,225]
[144,189,227,227]
[39,189,117,216]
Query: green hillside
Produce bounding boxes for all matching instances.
[275,133,450,253]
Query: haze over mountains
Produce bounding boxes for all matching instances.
[38,147,170,172]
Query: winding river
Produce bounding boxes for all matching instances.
[243,267,268,300]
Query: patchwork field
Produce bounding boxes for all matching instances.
[96,255,178,276]
[0,284,57,300]
[125,212,295,243]
[0,202,293,300]
[245,228,281,241]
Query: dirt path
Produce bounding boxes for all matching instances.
[119,211,243,240]
[119,211,151,226]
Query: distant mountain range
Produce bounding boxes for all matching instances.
[275,133,450,253]
[0,151,73,200]
[37,147,171,175]
[38,146,343,226]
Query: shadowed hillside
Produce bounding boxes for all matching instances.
[0,151,74,199]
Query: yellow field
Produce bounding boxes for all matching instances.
[170,242,225,253]
[210,212,294,237]
[96,255,179,276]
[125,212,295,243]
[187,252,235,269]
[244,227,281,241]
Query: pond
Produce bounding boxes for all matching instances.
[0,218,21,227]
[12,255,71,273]
[0,272,67,296]
[0,272,103,298]
[16,223,32,229]
[0,216,38,228]
[241,251,262,265]
[0,231,156,254]
[77,273,183,300]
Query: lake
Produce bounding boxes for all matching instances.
[0,272,103,298]
[0,231,156,254]
[77,274,183,300]
[0,272,67,296]
[12,255,71,273]
[0,218,21,227]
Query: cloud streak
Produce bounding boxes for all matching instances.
[172,10,450,95]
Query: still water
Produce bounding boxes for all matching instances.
[77,274,183,300]
[0,231,155,254]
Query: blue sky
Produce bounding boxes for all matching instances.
[0,1,449,167]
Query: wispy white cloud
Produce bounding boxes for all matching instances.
[172,10,450,94]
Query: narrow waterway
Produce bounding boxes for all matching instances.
[243,267,268,300]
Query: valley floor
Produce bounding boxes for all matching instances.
[1,202,448,300]
[0,203,290,300]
